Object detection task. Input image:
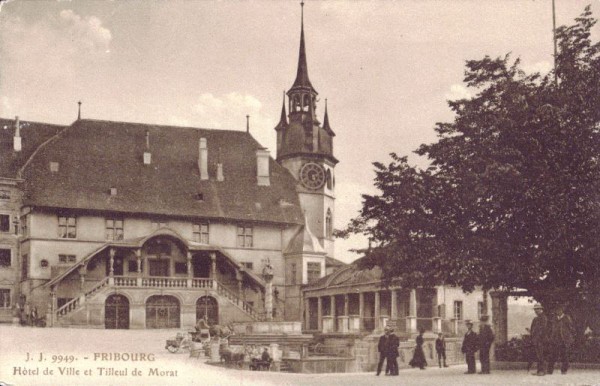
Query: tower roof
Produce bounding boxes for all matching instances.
[322,99,335,136]
[274,92,288,131]
[290,2,317,93]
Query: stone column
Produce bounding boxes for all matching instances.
[390,289,398,320]
[210,252,217,280]
[186,251,193,287]
[491,292,508,345]
[407,289,417,333]
[108,248,115,285]
[358,292,364,331]
[304,297,310,330]
[317,297,323,331]
[48,289,57,327]
[330,295,336,332]
[136,249,142,286]
[374,291,381,331]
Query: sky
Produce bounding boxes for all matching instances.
[1,0,598,263]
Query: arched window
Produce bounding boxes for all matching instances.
[326,169,332,190]
[303,95,310,112]
[326,209,333,239]
[293,95,301,112]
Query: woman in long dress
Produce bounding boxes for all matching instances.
[409,328,428,369]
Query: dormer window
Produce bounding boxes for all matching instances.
[195,192,204,201]
[50,162,59,172]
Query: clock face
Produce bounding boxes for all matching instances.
[300,162,326,190]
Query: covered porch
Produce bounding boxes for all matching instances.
[43,228,266,327]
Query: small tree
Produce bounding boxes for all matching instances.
[339,7,600,339]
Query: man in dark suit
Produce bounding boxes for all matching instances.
[461,320,479,374]
[530,303,548,376]
[387,328,400,376]
[376,326,391,376]
[435,333,448,368]
[478,315,494,374]
[547,305,574,375]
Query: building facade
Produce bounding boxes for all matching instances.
[303,260,491,338]
[0,4,344,329]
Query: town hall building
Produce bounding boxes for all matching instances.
[0,3,342,329]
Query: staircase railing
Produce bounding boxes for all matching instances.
[55,275,264,321]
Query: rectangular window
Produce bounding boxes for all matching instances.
[58,254,76,264]
[193,223,209,244]
[0,289,10,308]
[477,301,484,320]
[175,262,187,274]
[241,262,253,270]
[105,218,124,241]
[148,260,169,277]
[21,254,28,280]
[0,249,10,268]
[307,262,321,284]
[453,301,463,320]
[237,226,253,248]
[58,216,76,238]
[151,221,168,230]
[290,263,297,285]
[0,215,9,233]
[0,190,10,200]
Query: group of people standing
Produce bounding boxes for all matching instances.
[530,304,574,376]
[376,315,495,376]
[376,326,400,376]
[460,314,495,374]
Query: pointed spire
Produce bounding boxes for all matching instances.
[291,1,316,92]
[275,91,288,131]
[322,98,335,136]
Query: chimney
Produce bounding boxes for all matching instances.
[198,138,208,180]
[143,130,151,165]
[256,148,270,186]
[13,116,22,152]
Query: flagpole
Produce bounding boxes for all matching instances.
[552,0,558,86]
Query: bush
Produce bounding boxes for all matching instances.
[495,334,600,363]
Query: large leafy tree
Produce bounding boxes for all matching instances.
[340,7,600,335]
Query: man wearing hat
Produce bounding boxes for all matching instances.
[461,320,479,374]
[386,326,400,376]
[530,303,548,376]
[376,326,392,376]
[547,305,574,375]
[478,314,494,374]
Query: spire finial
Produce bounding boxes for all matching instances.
[290,0,315,92]
[246,115,250,133]
[77,101,82,120]
[280,91,287,121]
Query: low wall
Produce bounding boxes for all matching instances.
[231,321,302,335]
[321,334,465,373]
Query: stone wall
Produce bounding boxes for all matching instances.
[322,334,466,373]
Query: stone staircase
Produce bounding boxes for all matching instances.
[54,276,263,326]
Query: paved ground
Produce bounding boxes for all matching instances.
[1,325,599,386]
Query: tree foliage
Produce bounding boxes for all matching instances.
[340,8,600,312]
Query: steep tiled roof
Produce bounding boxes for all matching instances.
[0,118,65,178]
[20,119,304,225]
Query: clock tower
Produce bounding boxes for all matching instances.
[274,2,337,258]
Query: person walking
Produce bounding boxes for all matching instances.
[387,327,400,376]
[435,333,448,368]
[409,327,427,370]
[530,303,548,376]
[478,315,494,374]
[376,326,391,376]
[547,305,574,375]
[461,320,478,374]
